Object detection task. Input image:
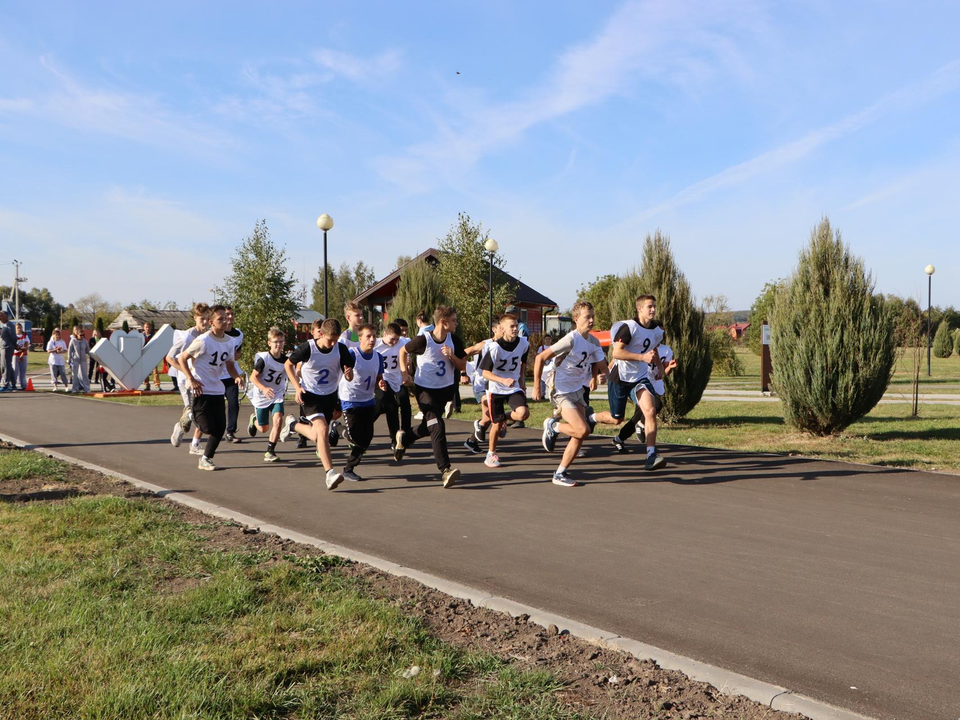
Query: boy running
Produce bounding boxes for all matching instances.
[221,306,244,443]
[394,305,467,488]
[615,344,677,447]
[281,319,355,490]
[246,327,289,462]
[478,314,530,468]
[168,303,210,450]
[462,323,503,454]
[336,324,387,483]
[179,305,244,471]
[374,322,412,452]
[534,301,607,486]
[607,294,667,470]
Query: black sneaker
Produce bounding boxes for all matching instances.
[473,419,486,441]
[542,418,558,452]
[226,433,241,444]
[464,435,481,454]
[585,406,597,432]
[644,451,666,471]
[394,430,406,462]
[508,419,525,429]
[611,436,629,453]
[636,423,646,444]
[296,435,308,449]
[328,420,340,447]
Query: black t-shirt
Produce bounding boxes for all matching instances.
[478,337,529,371]
[287,340,355,368]
[404,332,466,358]
[253,352,288,373]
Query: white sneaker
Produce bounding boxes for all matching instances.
[552,470,577,487]
[484,451,501,468]
[343,469,362,482]
[198,456,216,471]
[279,415,297,443]
[441,466,460,488]
[189,444,204,456]
[325,468,344,490]
[171,422,184,448]
[444,400,453,418]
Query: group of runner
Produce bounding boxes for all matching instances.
[165,294,677,489]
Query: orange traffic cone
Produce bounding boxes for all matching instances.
[25,378,35,392]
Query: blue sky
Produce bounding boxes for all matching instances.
[2,0,958,315]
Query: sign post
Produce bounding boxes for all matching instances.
[760,323,772,393]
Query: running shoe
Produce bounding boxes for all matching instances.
[463,435,481,454]
[552,470,577,487]
[296,435,308,449]
[441,466,460,488]
[325,468,344,490]
[393,430,406,461]
[263,451,279,463]
[179,406,193,433]
[444,400,453,418]
[342,469,362,482]
[171,422,184,448]
[611,436,629,453]
[226,432,241,444]
[484,451,501,468]
[279,415,297,443]
[636,423,646,444]
[328,420,340,447]
[644,451,666,471]
[198,456,216,471]
[247,412,258,437]
[542,418,558,452]
[189,444,204,456]
[473,419,486,441]
[577,448,586,458]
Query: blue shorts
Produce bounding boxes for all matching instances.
[607,378,656,420]
[254,402,284,426]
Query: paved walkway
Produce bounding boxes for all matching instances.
[2,393,959,720]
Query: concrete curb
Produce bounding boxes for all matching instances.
[1,431,875,720]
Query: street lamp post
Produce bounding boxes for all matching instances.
[925,264,935,377]
[317,214,335,319]
[483,238,499,331]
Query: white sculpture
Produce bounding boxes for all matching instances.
[90,324,175,392]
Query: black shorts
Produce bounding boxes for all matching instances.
[301,391,338,422]
[488,390,527,424]
[192,393,226,436]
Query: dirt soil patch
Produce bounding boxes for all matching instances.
[1,441,804,719]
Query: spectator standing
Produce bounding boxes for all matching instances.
[141,321,161,390]
[46,328,69,391]
[0,310,14,391]
[68,325,91,393]
[13,323,29,390]
[88,328,102,385]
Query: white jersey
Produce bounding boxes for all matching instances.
[484,337,529,395]
[551,331,605,394]
[184,331,236,396]
[471,339,495,396]
[339,348,383,407]
[413,332,456,389]
[248,351,288,409]
[218,329,243,381]
[610,320,664,383]
[301,341,345,396]
[647,345,674,396]
[376,337,408,393]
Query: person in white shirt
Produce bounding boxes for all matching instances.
[179,305,245,471]
[46,328,69,391]
[534,301,608,486]
[374,322,411,452]
[245,327,290,463]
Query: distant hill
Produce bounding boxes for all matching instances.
[733,311,750,323]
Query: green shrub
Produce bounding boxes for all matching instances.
[771,217,895,435]
[932,321,954,358]
[709,328,744,376]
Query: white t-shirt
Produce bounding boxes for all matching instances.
[375,337,409,393]
[184,332,237,396]
[46,339,67,366]
[610,320,664,383]
[647,345,674,396]
[551,331,605,394]
[218,329,243,381]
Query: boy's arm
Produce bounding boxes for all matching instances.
[532,347,555,400]
[463,340,488,356]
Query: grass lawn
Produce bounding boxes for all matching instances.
[0,447,592,720]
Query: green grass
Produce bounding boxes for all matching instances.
[0,474,594,720]
[0,448,66,481]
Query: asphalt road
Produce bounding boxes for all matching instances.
[3,393,958,720]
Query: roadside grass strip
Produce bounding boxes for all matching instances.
[0,493,592,720]
[0,448,66,481]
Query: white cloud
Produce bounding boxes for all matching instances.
[311,47,402,81]
[373,0,770,190]
[629,59,960,223]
